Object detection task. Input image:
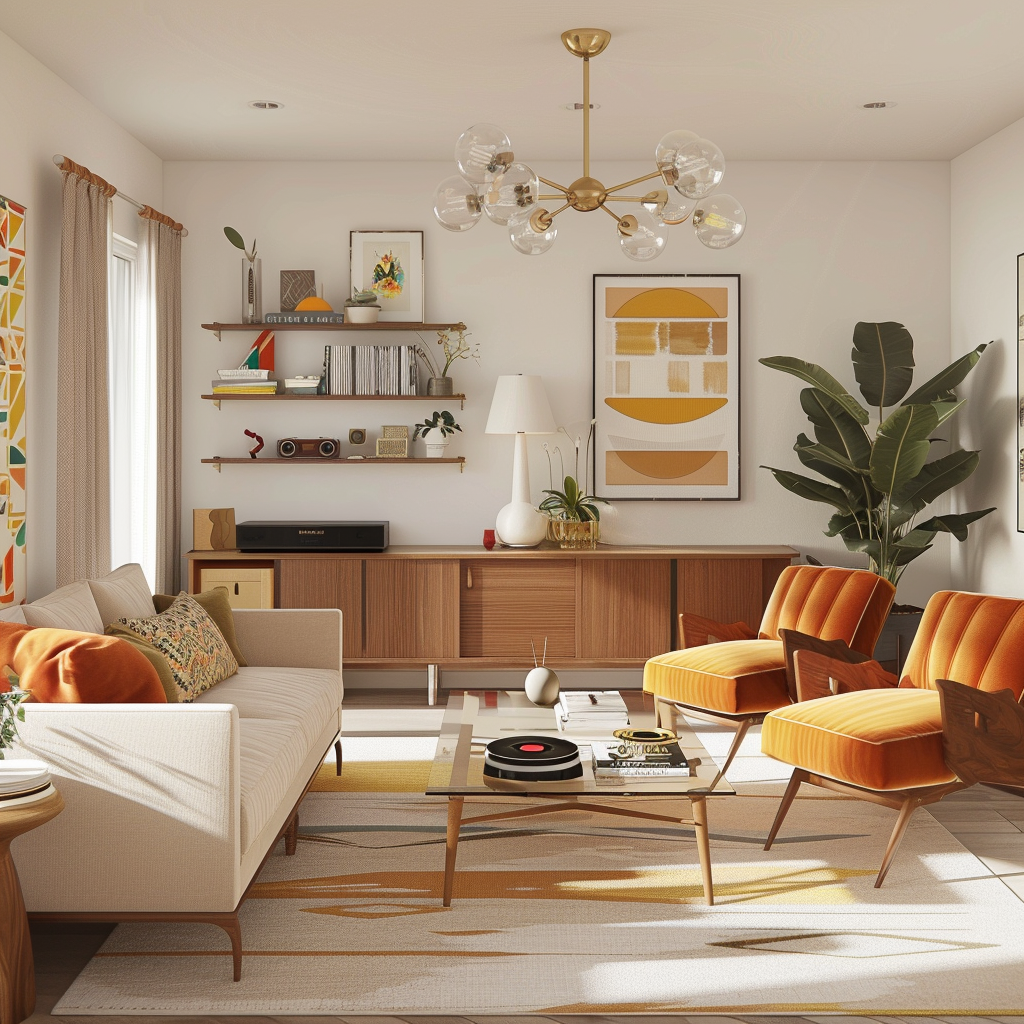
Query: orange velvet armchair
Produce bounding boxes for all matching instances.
[761,590,1024,887]
[643,564,895,780]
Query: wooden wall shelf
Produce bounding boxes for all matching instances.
[202,393,466,409]
[202,321,466,335]
[202,457,465,471]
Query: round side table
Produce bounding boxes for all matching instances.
[0,788,63,1024]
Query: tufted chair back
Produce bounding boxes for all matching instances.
[758,565,895,656]
[900,590,1024,696]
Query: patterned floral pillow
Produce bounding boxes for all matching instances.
[112,593,238,701]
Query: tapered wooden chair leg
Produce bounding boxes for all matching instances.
[764,769,806,850]
[874,798,917,888]
[710,718,753,788]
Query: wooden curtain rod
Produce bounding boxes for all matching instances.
[52,154,188,236]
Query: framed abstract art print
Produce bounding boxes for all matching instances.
[593,273,740,500]
[350,230,424,323]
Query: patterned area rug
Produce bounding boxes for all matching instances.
[54,790,1024,1015]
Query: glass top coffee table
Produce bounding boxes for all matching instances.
[427,689,735,907]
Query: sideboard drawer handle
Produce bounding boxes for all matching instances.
[466,567,473,589]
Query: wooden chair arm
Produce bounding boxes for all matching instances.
[792,649,899,703]
[678,612,756,649]
[937,678,1024,789]
[780,628,869,702]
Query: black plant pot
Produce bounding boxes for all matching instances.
[873,604,924,675]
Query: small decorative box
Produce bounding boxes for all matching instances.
[375,437,409,458]
[382,425,410,439]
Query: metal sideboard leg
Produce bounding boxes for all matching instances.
[427,664,441,706]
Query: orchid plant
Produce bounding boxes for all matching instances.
[540,421,608,523]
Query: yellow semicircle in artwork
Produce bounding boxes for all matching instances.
[604,397,727,424]
[614,288,719,318]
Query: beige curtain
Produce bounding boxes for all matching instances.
[56,159,115,586]
[140,207,183,594]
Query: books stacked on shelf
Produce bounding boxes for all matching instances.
[323,344,418,396]
[590,740,690,777]
[212,368,278,395]
[0,759,53,804]
[556,690,630,731]
[264,312,346,325]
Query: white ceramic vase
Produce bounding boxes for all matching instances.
[524,666,560,707]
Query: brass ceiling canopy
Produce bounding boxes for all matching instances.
[432,28,746,257]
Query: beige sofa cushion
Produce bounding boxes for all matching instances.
[88,564,156,627]
[238,718,308,852]
[0,605,28,624]
[195,667,339,750]
[23,582,103,633]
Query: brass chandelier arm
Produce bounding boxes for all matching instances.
[599,204,625,224]
[538,176,570,194]
[539,194,567,201]
[583,56,591,178]
[604,170,663,195]
[547,201,572,219]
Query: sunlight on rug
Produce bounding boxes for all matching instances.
[54,792,1024,1015]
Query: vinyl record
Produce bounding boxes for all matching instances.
[483,735,583,781]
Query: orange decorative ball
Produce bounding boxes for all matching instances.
[295,295,333,311]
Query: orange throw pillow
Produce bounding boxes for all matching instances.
[0,621,166,703]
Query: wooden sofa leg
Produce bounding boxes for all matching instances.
[284,814,298,856]
[764,769,806,850]
[214,913,243,982]
[875,798,917,888]
[335,738,343,776]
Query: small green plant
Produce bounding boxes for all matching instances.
[413,410,462,439]
[540,420,607,522]
[345,289,379,307]
[223,226,257,262]
[0,668,29,759]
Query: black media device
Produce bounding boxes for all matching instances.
[236,520,389,552]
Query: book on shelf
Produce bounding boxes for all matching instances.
[217,368,269,380]
[211,379,279,394]
[264,312,347,324]
[556,690,629,730]
[322,344,418,397]
[589,740,690,776]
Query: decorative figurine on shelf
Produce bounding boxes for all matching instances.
[244,428,264,459]
[224,226,262,324]
[344,288,381,324]
[524,638,560,707]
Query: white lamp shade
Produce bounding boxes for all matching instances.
[485,374,556,435]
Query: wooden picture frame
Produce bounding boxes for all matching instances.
[349,230,424,323]
[593,273,741,500]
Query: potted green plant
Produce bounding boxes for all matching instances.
[223,226,261,324]
[416,328,479,396]
[760,322,994,666]
[413,410,462,458]
[0,670,29,760]
[540,422,607,548]
[344,289,381,324]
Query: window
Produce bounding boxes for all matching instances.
[108,233,156,588]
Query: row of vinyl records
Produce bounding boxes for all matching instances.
[323,344,419,396]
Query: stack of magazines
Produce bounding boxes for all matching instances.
[556,691,629,731]
[212,368,278,395]
[590,740,690,777]
[0,759,52,804]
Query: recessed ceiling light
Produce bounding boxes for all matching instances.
[862,101,895,109]
[564,102,601,111]
[249,100,283,110]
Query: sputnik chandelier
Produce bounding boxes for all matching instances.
[432,28,746,259]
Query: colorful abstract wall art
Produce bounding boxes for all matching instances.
[593,274,740,500]
[0,195,26,603]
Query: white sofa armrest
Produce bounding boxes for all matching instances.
[12,703,243,913]
[232,608,342,673]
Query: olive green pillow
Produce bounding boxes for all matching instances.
[112,633,179,703]
[153,589,248,667]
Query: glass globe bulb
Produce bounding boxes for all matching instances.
[641,190,696,227]
[693,193,746,249]
[482,162,540,226]
[674,138,726,199]
[618,208,667,262]
[433,175,483,232]
[509,208,557,255]
[655,129,699,186]
[455,123,514,185]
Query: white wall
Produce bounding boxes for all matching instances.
[0,29,163,598]
[950,115,1024,597]
[167,158,951,608]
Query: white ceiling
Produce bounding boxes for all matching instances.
[4,0,1024,164]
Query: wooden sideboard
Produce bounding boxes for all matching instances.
[186,544,799,702]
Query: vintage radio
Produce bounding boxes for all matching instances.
[277,437,340,459]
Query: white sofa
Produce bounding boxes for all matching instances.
[6,566,342,980]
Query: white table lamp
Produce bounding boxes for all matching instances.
[485,374,556,547]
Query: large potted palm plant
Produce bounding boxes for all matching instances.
[760,322,994,666]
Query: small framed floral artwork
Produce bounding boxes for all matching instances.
[349,230,424,323]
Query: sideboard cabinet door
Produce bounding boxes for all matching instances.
[459,559,576,661]
[364,560,459,661]
[580,559,672,660]
[278,559,364,660]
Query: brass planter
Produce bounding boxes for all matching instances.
[549,518,599,549]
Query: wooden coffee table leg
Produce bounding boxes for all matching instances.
[690,795,714,906]
[0,841,34,1024]
[443,797,464,907]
